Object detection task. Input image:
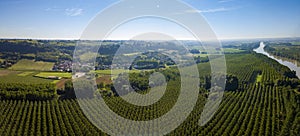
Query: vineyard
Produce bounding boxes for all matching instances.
[0,53,299,135]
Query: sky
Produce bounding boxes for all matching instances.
[0,0,299,40]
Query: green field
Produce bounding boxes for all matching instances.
[9,59,54,71]
[79,52,97,61]
[190,48,245,56]
[51,80,61,84]
[0,70,53,84]
[94,69,129,75]
[223,48,246,53]
[193,54,209,57]
[17,72,35,77]
[94,69,146,75]
[35,72,72,79]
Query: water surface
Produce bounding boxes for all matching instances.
[254,42,300,78]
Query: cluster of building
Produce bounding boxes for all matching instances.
[52,60,72,72]
[0,60,14,68]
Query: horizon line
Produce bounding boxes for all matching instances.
[0,36,299,41]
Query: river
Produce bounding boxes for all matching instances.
[253,42,300,78]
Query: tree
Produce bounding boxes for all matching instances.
[226,75,239,91]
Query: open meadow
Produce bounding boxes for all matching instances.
[9,59,54,71]
[35,72,72,79]
[0,70,53,84]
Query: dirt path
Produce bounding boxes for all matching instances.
[56,79,70,89]
[96,75,112,84]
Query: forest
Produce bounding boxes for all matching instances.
[264,42,300,62]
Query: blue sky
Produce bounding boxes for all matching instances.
[0,0,299,40]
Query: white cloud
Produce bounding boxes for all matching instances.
[65,8,83,16]
[219,0,236,3]
[185,7,239,13]
[45,7,60,12]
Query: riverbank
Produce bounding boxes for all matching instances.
[266,52,300,67]
[254,42,300,78]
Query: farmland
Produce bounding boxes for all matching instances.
[17,72,34,77]
[35,72,72,79]
[9,59,54,71]
[0,39,299,135]
[94,69,144,75]
[0,70,17,76]
[0,70,52,84]
[0,53,299,135]
[223,48,246,53]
